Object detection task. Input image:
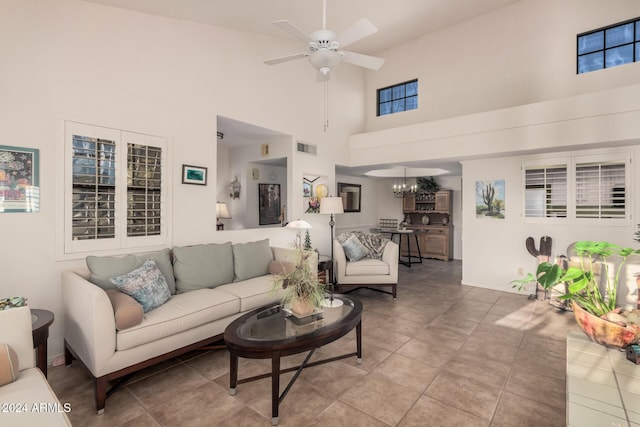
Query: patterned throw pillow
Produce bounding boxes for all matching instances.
[342,234,370,262]
[110,259,171,313]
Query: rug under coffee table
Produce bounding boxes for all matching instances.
[224,295,363,425]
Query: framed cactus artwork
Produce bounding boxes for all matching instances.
[475,179,505,219]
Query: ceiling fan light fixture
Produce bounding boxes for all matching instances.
[308,49,342,73]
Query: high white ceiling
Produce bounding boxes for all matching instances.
[82,0,520,55]
[83,0,521,177]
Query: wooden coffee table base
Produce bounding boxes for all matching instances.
[229,321,361,425]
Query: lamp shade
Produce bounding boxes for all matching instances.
[319,197,344,215]
[286,219,312,229]
[216,202,231,219]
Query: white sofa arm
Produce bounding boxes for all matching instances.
[61,270,116,377]
[333,240,348,283]
[381,241,399,283]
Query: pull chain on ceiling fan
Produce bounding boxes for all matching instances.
[264,0,385,131]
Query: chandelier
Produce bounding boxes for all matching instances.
[393,168,417,198]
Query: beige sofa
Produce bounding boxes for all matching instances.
[0,306,72,427]
[62,240,313,414]
[333,233,399,299]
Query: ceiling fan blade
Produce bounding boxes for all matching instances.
[342,51,385,71]
[336,18,378,49]
[272,20,313,43]
[263,52,308,66]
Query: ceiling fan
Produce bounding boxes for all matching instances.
[263,0,385,81]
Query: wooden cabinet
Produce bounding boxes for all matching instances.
[402,194,415,212]
[422,227,452,261]
[400,227,453,261]
[404,190,451,213]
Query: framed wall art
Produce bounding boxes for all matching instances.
[302,174,328,213]
[182,164,207,185]
[475,179,505,219]
[338,182,362,212]
[259,183,281,225]
[0,145,40,213]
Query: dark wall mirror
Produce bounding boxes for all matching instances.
[338,182,361,212]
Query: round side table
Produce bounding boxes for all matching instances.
[31,309,54,378]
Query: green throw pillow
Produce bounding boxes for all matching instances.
[86,248,176,294]
[172,242,234,293]
[232,239,273,282]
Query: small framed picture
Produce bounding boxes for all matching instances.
[182,164,207,185]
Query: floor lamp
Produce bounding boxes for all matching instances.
[319,196,344,307]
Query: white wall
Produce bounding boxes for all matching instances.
[364,0,640,131]
[334,174,384,235]
[461,145,640,293]
[0,0,366,363]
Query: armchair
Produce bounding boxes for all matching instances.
[333,237,399,299]
[0,306,71,426]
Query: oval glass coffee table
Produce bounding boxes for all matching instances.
[224,295,363,425]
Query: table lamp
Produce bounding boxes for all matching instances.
[216,202,231,230]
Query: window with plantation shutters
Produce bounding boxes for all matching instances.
[127,144,162,237]
[64,121,168,255]
[71,135,117,241]
[524,165,567,218]
[575,161,626,220]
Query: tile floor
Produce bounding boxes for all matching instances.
[49,259,580,426]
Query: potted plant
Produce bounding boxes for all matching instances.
[272,234,326,316]
[534,241,640,348]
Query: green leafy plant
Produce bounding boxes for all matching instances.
[537,241,640,317]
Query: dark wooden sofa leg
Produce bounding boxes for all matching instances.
[64,341,75,367]
[95,377,107,415]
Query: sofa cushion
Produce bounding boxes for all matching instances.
[173,242,234,293]
[216,275,282,312]
[105,289,144,330]
[115,288,240,351]
[86,248,176,294]
[345,258,390,276]
[232,239,273,282]
[342,234,369,261]
[0,343,19,386]
[111,260,172,313]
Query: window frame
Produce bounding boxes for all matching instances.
[523,159,569,223]
[522,158,569,224]
[571,153,630,226]
[577,16,640,74]
[521,151,631,226]
[376,79,418,116]
[62,121,170,257]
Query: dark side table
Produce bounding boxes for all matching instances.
[318,254,332,284]
[31,309,54,378]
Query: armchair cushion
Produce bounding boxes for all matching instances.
[0,343,19,386]
[345,258,390,276]
[342,234,369,261]
[111,259,171,313]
